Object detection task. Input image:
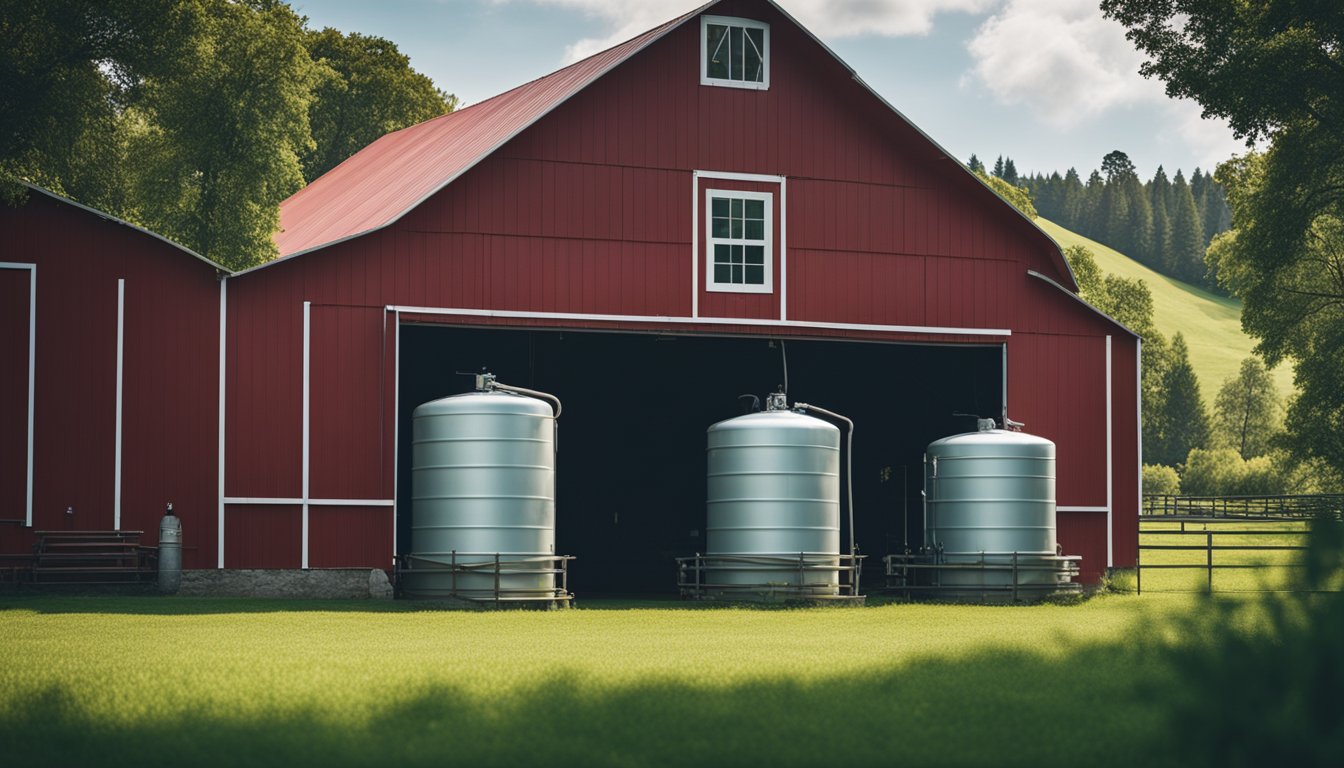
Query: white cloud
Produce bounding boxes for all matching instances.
[1168,100,1250,171]
[505,0,999,63]
[964,0,1156,127]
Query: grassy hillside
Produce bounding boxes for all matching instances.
[1035,218,1293,400]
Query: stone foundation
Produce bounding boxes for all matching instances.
[177,568,393,599]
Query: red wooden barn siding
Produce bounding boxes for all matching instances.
[0,193,221,567]
[221,0,1136,575]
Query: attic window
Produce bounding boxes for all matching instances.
[701,16,769,89]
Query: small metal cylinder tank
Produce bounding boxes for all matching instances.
[924,422,1060,588]
[157,503,181,595]
[404,384,557,600]
[705,401,841,595]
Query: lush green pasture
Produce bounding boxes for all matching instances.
[0,592,1201,767]
[1035,218,1294,400]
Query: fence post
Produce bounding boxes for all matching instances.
[1136,542,1142,595]
[1207,533,1214,592]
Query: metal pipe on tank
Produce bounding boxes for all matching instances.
[794,402,855,560]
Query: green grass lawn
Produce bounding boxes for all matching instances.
[0,590,1211,768]
[1035,218,1294,401]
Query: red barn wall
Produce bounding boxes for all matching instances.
[0,193,221,567]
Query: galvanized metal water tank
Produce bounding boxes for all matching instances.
[405,386,556,600]
[924,422,1058,587]
[705,403,841,595]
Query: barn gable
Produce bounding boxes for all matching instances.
[267,0,1079,296]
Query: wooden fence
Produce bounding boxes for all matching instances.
[1142,494,1344,519]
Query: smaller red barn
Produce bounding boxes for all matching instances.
[0,185,225,567]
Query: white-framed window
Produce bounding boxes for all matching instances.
[705,189,772,293]
[700,15,769,89]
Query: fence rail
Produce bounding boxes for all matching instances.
[1135,519,1310,594]
[1142,494,1344,519]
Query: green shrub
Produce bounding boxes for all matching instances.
[1181,447,1289,496]
[1142,464,1181,495]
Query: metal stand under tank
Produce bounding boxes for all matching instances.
[400,373,574,607]
[884,418,1081,603]
[678,391,864,604]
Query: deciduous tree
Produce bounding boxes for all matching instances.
[1104,0,1344,477]
[1212,356,1282,459]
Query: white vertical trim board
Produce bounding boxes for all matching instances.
[217,279,227,568]
[302,301,311,570]
[392,310,401,562]
[1106,335,1114,569]
[690,171,700,318]
[113,279,125,530]
[0,263,36,527]
[779,179,788,321]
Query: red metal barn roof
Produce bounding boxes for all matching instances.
[269,0,1081,292]
[273,5,705,261]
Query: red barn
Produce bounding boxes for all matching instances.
[1,186,225,567]
[2,0,1138,590]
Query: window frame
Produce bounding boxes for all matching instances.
[704,188,774,294]
[700,15,770,90]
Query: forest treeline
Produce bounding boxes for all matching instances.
[0,0,456,270]
[969,151,1231,289]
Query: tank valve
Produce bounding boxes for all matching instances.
[765,389,789,412]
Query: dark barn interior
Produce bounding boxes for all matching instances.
[397,325,1003,595]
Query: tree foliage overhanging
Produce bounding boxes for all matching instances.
[0,0,457,270]
[1103,0,1344,480]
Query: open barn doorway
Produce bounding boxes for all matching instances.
[397,325,1003,595]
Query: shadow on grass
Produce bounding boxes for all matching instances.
[0,642,1178,768]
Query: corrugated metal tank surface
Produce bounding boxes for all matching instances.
[925,427,1057,586]
[705,409,840,594]
[405,389,555,599]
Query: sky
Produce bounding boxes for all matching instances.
[289,0,1250,180]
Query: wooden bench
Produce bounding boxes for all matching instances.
[31,531,157,584]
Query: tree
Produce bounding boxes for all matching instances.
[1103,0,1344,477]
[1147,165,1172,271]
[125,0,318,269]
[1149,332,1210,467]
[1001,157,1019,186]
[967,154,985,174]
[302,28,457,182]
[1212,356,1282,459]
[992,155,1004,179]
[0,0,197,211]
[1168,171,1204,282]
[1060,167,1084,229]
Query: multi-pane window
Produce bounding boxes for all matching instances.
[707,190,772,293]
[701,16,769,89]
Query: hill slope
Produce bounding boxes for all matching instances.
[1034,218,1293,401]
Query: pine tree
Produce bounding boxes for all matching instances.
[1148,165,1172,272]
[992,155,1005,178]
[967,154,985,174]
[1170,171,1205,283]
[1061,168,1084,229]
[1082,170,1106,237]
[1002,157,1019,186]
[1150,333,1211,466]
